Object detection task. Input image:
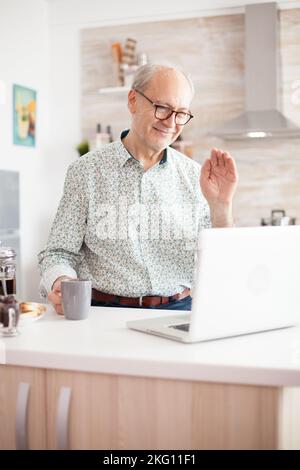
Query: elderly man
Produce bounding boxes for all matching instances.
[38,64,238,314]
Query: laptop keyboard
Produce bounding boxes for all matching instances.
[169,323,190,332]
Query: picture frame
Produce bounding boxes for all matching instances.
[13,84,36,147]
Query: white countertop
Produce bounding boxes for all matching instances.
[1,305,300,387]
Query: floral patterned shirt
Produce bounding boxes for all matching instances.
[38,130,211,298]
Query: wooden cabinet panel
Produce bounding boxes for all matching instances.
[0,365,46,450]
[191,382,279,449]
[46,369,119,450]
[0,364,282,450]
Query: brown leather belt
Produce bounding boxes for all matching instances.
[92,287,190,307]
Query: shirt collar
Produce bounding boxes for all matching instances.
[119,129,168,166]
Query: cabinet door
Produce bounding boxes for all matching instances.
[46,369,119,449]
[0,365,47,450]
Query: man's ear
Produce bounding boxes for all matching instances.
[127,89,137,114]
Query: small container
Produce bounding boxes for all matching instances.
[0,243,16,296]
[137,53,148,66]
[106,125,113,143]
[0,294,20,336]
[95,123,111,148]
[261,209,297,226]
[122,63,139,87]
[95,123,103,149]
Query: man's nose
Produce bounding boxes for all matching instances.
[163,112,177,128]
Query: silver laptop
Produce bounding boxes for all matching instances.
[127,225,300,343]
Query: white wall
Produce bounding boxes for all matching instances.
[0,0,51,301]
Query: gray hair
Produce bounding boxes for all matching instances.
[131,63,195,98]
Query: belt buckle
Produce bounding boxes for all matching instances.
[139,296,143,307]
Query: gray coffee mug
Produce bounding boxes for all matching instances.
[61,279,92,320]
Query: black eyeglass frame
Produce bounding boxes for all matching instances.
[134,88,194,126]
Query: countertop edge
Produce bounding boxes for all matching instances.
[4,349,300,387]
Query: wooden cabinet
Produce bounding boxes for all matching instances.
[46,370,279,450]
[0,365,46,450]
[2,364,299,450]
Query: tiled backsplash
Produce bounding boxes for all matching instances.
[81,9,300,227]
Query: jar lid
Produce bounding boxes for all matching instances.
[0,242,16,259]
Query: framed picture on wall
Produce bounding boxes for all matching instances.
[13,84,36,147]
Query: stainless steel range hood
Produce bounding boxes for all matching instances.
[210,2,300,140]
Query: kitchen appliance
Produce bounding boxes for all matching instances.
[261,209,296,226]
[210,2,300,139]
[0,294,19,336]
[0,244,16,295]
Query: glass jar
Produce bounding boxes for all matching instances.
[0,242,16,296]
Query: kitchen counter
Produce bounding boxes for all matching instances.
[2,304,300,387]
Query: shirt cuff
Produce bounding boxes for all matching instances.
[39,264,78,298]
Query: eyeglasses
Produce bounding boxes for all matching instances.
[134,89,194,126]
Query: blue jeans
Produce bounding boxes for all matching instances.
[91,295,192,311]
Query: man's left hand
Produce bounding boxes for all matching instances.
[200,148,238,205]
[200,148,238,227]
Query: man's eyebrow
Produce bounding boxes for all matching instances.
[155,100,191,113]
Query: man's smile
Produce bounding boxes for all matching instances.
[153,126,174,136]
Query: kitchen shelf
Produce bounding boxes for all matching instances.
[98,86,130,94]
